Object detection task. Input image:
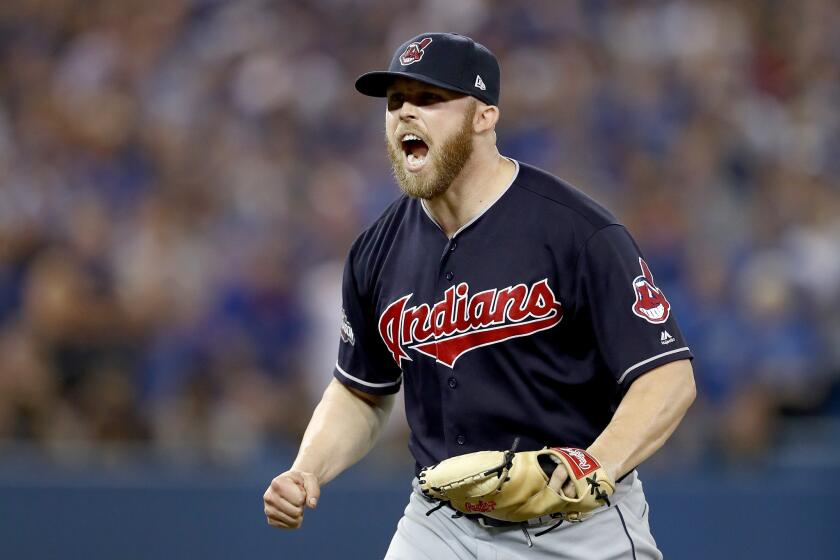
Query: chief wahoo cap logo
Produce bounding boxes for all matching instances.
[399,37,432,66]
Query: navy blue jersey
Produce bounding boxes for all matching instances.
[334,160,693,471]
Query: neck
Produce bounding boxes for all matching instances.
[423,149,515,238]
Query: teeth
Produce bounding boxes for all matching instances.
[643,305,664,320]
[402,133,422,142]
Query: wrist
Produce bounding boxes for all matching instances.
[290,460,316,477]
[585,445,621,482]
[290,459,328,486]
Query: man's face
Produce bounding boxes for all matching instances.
[385,78,477,200]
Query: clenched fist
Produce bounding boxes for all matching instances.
[263,470,321,529]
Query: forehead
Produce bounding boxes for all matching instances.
[385,77,462,97]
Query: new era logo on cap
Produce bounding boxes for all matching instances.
[474,75,486,90]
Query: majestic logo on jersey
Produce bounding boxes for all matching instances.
[378,279,563,368]
[399,37,432,66]
[631,258,670,324]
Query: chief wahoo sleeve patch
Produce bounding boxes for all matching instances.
[631,258,670,324]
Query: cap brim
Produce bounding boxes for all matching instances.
[355,71,471,99]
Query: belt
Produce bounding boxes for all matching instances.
[420,497,565,548]
[463,511,562,528]
[460,508,565,548]
[419,487,571,529]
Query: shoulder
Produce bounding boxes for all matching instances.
[510,161,620,231]
[346,194,413,277]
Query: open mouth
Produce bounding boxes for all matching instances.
[400,133,429,172]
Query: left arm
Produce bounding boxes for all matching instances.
[589,358,696,481]
[550,359,696,492]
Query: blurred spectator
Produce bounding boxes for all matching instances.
[0,0,838,468]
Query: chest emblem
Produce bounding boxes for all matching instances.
[379,279,563,368]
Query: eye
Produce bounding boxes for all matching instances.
[420,92,442,105]
[387,93,404,111]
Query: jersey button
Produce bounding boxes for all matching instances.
[445,271,454,281]
[456,435,465,445]
[449,242,457,252]
[448,377,457,389]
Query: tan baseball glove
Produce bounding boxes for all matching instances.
[418,439,615,523]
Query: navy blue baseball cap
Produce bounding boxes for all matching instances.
[355,32,500,106]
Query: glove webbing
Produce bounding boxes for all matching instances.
[421,437,519,499]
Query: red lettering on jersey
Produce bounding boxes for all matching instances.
[467,289,496,328]
[431,294,450,335]
[453,284,471,333]
[379,294,413,366]
[402,304,432,344]
[378,279,563,368]
[495,284,528,322]
[413,313,562,367]
[527,280,554,316]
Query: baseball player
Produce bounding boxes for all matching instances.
[264,33,696,559]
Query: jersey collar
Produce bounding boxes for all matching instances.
[420,158,520,239]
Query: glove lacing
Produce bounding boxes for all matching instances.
[586,474,611,507]
[519,474,611,548]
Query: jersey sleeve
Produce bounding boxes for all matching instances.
[575,225,693,389]
[332,246,403,395]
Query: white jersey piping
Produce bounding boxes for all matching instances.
[420,158,520,239]
[335,361,402,388]
[617,347,691,384]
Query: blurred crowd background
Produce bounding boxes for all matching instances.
[0,0,839,470]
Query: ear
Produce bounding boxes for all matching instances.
[473,103,499,134]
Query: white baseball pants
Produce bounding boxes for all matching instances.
[385,471,662,559]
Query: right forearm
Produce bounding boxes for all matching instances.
[291,379,394,485]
